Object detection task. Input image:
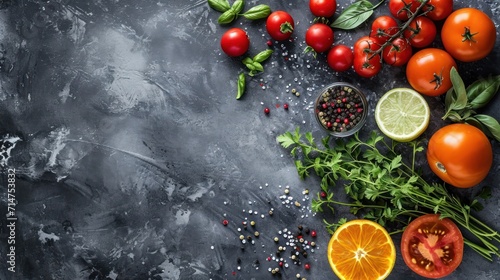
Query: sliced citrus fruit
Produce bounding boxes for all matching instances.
[327,219,396,280]
[375,88,430,142]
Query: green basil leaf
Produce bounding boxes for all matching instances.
[467,75,500,109]
[449,67,468,110]
[252,49,273,63]
[218,10,236,24]
[242,57,254,65]
[242,4,271,20]
[245,63,256,71]
[445,111,463,123]
[330,0,382,30]
[473,114,500,142]
[252,61,264,72]
[236,73,246,100]
[231,0,244,15]
[208,0,230,13]
[444,87,455,112]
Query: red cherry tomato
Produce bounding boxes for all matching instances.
[353,36,381,56]
[389,0,419,20]
[353,36,382,78]
[220,28,249,57]
[423,0,453,21]
[327,45,353,72]
[382,37,413,66]
[309,0,337,18]
[305,23,334,53]
[403,16,437,48]
[266,11,294,41]
[401,214,464,279]
[370,16,399,44]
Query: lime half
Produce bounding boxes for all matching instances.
[375,88,430,142]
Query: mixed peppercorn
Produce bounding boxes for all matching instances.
[315,84,366,134]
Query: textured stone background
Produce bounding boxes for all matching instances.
[0,0,499,279]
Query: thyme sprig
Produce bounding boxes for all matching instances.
[277,128,500,261]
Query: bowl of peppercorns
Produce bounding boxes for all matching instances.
[314,82,368,137]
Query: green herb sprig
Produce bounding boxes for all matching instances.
[443,67,500,141]
[277,128,500,261]
[208,0,271,24]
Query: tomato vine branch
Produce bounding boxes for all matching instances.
[368,0,430,60]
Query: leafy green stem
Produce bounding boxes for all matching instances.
[277,128,500,260]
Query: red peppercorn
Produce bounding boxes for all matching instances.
[344,118,349,124]
[357,108,363,113]
[279,261,283,267]
[320,191,327,198]
[322,103,328,109]
[304,263,311,270]
[267,40,273,46]
[342,98,347,103]
[327,122,332,128]
[337,108,342,113]
[311,230,317,237]
[267,256,271,261]
[222,219,229,226]
[264,107,270,114]
[336,118,341,123]
[283,103,289,110]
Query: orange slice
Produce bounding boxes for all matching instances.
[327,219,396,280]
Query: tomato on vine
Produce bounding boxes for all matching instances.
[403,16,437,48]
[305,23,334,53]
[370,15,399,44]
[441,8,496,62]
[353,36,382,78]
[353,36,381,56]
[327,45,353,72]
[266,11,295,41]
[423,0,453,21]
[220,28,250,57]
[406,48,456,96]
[309,0,337,18]
[382,38,412,67]
[389,0,419,20]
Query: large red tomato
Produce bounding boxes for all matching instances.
[406,48,456,96]
[427,124,493,188]
[441,8,496,62]
[401,214,464,279]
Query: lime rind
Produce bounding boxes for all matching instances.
[375,88,430,142]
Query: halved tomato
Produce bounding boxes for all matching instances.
[401,214,464,279]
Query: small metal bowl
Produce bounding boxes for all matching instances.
[314,82,368,137]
